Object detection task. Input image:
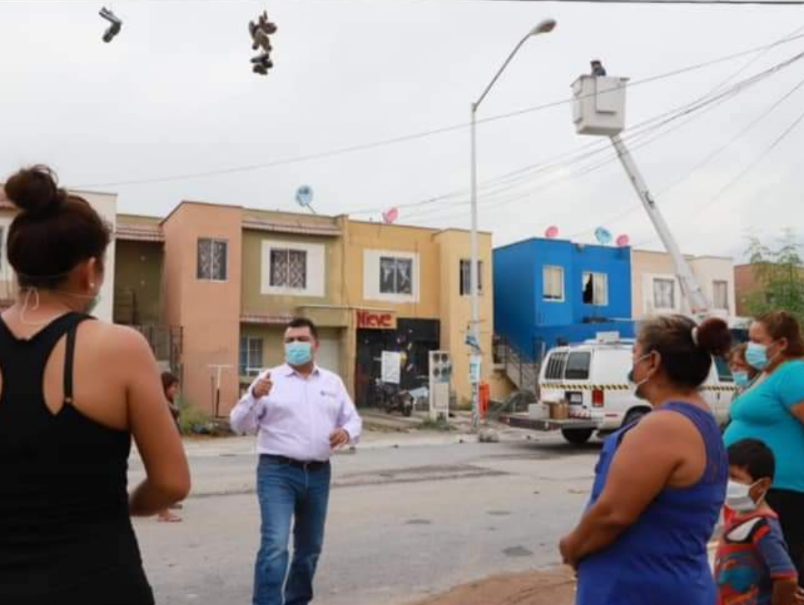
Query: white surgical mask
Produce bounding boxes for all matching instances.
[725,479,764,513]
[627,354,652,400]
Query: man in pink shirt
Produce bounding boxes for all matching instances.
[230,318,362,605]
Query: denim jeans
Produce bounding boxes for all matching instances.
[253,456,331,605]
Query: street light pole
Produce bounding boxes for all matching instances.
[469,19,556,431]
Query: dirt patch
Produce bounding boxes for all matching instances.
[406,567,575,605]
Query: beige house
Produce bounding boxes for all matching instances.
[113,202,497,415]
[631,249,735,319]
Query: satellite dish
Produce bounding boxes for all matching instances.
[616,234,630,247]
[545,225,559,239]
[295,185,313,208]
[594,227,613,245]
[382,207,399,224]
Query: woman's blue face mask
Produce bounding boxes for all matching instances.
[745,342,772,371]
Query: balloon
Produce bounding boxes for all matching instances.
[382,208,399,224]
[545,226,559,239]
[594,227,613,245]
[616,234,630,247]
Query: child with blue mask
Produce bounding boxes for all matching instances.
[715,439,803,605]
[730,343,759,394]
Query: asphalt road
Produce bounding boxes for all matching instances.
[130,431,601,605]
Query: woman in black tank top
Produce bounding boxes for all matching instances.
[0,166,190,605]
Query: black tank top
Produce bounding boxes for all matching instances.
[0,312,154,605]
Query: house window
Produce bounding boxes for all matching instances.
[460,259,484,296]
[270,249,307,289]
[197,238,228,281]
[543,266,565,301]
[239,336,263,377]
[713,280,729,311]
[653,278,676,309]
[582,272,608,306]
[380,257,413,295]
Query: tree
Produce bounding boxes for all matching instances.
[744,230,804,324]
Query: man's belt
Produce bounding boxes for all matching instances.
[262,454,330,471]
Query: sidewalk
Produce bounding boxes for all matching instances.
[403,549,719,605]
[178,427,477,459]
[405,567,576,605]
[174,410,491,460]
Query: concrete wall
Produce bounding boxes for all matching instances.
[494,240,538,357]
[0,190,117,323]
[690,256,736,315]
[345,222,441,317]
[631,250,734,318]
[77,191,117,323]
[494,238,633,355]
[162,202,243,416]
[345,221,494,407]
[434,229,494,406]
[735,264,756,317]
[0,211,14,302]
[240,226,345,317]
[113,240,164,325]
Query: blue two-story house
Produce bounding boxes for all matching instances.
[494,238,634,361]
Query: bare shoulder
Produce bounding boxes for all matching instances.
[82,321,154,360]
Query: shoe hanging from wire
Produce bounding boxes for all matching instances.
[99,7,122,43]
[249,11,277,75]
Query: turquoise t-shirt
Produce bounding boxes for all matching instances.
[725,360,804,493]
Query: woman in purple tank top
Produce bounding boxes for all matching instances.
[560,315,731,605]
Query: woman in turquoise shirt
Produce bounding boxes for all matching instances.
[725,310,804,582]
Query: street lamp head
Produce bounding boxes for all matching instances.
[530,19,557,36]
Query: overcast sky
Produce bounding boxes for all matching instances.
[2,0,804,260]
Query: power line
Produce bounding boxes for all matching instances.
[396,48,804,224]
[74,31,804,189]
[354,47,804,219]
[632,97,804,249]
[567,69,804,241]
[561,22,804,240]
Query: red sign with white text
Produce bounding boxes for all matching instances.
[356,310,396,330]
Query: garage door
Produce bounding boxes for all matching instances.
[317,339,341,375]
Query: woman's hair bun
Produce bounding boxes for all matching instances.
[3,165,65,217]
[695,317,732,357]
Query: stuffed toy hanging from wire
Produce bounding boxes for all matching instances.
[99,7,122,44]
[249,11,277,75]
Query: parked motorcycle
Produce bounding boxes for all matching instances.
[374,379,414,417]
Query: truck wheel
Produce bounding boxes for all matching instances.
[561,428,594,445]
[624,409,648,427]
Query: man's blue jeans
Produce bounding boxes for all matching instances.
[253,456,331,605]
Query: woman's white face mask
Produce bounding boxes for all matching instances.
[627,353,654,400]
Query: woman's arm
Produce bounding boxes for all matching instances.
[116,329,191,516]
[777,362,804,426]
[560,411,691,567]
[790,402,804,425]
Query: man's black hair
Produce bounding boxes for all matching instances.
[286,317,319,340]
